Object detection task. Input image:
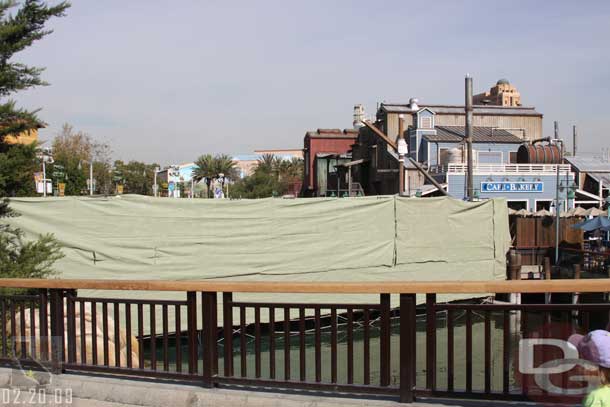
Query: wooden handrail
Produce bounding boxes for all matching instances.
[0,278,609,294]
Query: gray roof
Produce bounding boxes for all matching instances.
[422,126,524,144]
[565,156,610,173]
[305,128,359,139]
[380,103,542,117]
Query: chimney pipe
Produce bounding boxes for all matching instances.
[572,125,577,156]
[465,75,474,201]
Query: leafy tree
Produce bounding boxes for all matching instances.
[113,160,158,195]
[50,123,112,195]
[232,155,303,198]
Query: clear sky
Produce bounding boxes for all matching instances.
[14,0,610,165]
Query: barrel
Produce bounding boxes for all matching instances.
[516,144,561,164]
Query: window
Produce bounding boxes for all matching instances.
[507,200,528,211]
[535,201,552,211]
[509,152,517,163]
[420,116,433,129]
[477,151,503,164]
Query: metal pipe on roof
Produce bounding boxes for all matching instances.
[465,76,474,201]
[573,125,577,156]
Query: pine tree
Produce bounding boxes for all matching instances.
[0,0,70,141]
[0,1,69,280]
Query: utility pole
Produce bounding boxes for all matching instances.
[465,75,474,201]
[89,160,94,196]
[398,114,405,195]
[554,121,562,265]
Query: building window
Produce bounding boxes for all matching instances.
[477,151,503,164]
[509,152,517,163]
[420,116,433,129]
[535,200,552,211]
[507,200,528,211]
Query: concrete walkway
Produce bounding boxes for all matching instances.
[0,367,561,406]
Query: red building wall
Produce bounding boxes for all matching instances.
[303,131,357,194]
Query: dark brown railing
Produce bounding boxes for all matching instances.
[1,279,610,404]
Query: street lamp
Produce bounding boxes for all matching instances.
[78,159,94,196]
[153,166,160,197]
[397,114,408,195]
[36,148,54,197]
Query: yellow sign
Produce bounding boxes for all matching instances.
[58,183,65,197]
[117,185,124,195]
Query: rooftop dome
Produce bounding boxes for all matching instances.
[496,78,510,85]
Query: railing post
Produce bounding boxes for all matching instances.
[65,289,77,364]
[201,291,217,388]
[380,293,391,387]
[223,292,233,377]
[400,293,416,403]
[49,289,65,374]
[186,291,198,374]
[425,293,436,391]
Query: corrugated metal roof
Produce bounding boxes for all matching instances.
[380,103,542,117]
[422,126,523,143]
[565,156,610,172]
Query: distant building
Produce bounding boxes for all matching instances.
[378,79,541,143]
[301,128,358,197]
[2,125,43,145]
[254,149,303,159]
[473,78,522,107]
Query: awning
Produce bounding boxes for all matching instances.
[334,159,368,168]
[588,172,610,188]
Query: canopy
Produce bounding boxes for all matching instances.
[572,216,610,232]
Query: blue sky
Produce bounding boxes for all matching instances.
[14,0,610,165]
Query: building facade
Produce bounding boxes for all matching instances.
[473,78,522,106]
[302,128,358,197]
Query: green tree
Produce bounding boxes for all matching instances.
[113,160,158,195]
[0,0,69,282]
[192,154,238,198]
[233,155,303,198]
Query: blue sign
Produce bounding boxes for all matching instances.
[480,182,543,193]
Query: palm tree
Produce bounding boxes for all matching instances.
[193,154,238,198]
[255,154,275,176]
[193,154,215,198]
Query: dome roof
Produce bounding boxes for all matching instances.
[496,78,510,85]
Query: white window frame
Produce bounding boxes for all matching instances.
[507,199,529,212]
[534,199,553,212]
[477,150,503,164]
[420,116,433,129]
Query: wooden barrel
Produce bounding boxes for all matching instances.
[517,144,561,164]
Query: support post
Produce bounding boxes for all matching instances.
[400,293,416,403]
[380,294,391,387]
[223,292,234,377]
[49,289,65,374]
[426,294,437,391]
[573,125,577,157]
[186,291,198,374]
[201,292,217,388]
[398,115,405,196]
[465,76,474,201]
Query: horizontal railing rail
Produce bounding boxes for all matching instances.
[1,278,610,293]
[1,278,610,404]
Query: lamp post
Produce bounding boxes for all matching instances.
[153,166,160,197]
[37,148,54,197]
[78,159,94,196]
[397,114,408,196]
[552,125,563,265]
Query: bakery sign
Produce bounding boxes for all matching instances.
[481,181,543,193]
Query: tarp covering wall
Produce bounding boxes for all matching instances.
[5,195,510,328]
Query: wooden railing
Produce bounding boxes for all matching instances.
[1,279,610,404]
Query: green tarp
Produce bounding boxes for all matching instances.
[5,195,510,328]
